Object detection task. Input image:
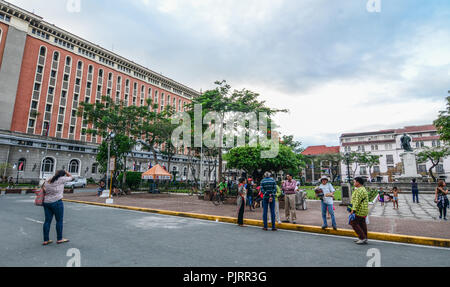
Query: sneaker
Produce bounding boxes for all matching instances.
[355,240,366,245]
[333,226,337,231]
[321,225,328,230]
[364,239,369,244]
[445,218,448,221]
[292,221,296,224]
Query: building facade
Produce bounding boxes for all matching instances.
[0,1,215,183]
[340,124,447,182]
[301,145,341,183]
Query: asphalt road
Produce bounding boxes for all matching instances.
[0,194,449,267]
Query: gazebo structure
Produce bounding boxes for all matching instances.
[141,164,173,193]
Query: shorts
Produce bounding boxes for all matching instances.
[379,196,384,203]
[393,197,398,201]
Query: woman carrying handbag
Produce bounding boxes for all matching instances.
[40,170,73,246]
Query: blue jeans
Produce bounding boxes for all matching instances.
[321,201,336,228]
[43,200,64,242]
[262,198,276,229]
[412,191,419,203]
[247,196,253,207]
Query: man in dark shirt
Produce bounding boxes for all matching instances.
[260,172,277,231]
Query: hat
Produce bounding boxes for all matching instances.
[319,176,329,182]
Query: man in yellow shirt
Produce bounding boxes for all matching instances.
[349,177,369,244]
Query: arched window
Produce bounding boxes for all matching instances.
[42,157,55,173]
[69,159,80,174]
[77,60,83,70]
[53,51,59,61]
[0,28,2,46]
[65,56,71,66]
[98,69,103,78]
[39,46,46,57]
[18,158,26,172]
[88,65,93,74]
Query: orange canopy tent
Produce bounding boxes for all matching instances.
[141,164,173,180]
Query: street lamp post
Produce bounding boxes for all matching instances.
[345,152,352,184]
[101,132,115,199]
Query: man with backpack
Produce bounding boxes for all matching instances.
[349,177,369,245]
[260,172,277,231]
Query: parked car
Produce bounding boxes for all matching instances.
[64,177,87,189]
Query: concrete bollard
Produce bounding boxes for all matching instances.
[1,190,5,196]
[21,190,27,195]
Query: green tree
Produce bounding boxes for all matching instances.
[189,80,287,182]
[281,135,304,154]
[417,146,450,182]
[434,96,450,142]
[78,97,141,187]
[315,153,343,182]
[358,153,382,181]
[224,144,302,182]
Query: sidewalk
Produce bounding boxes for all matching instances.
[65,192,450,239]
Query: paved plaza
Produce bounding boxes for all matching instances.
[0,194,449,267]
[370,194,445,221]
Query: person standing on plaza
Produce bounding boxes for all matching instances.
[261,172,277,231]
[378,187,385,206]
[281,174,297,224]
[237,178,247,227]
[391,187,400,209]
[411,178,419,204]
[318,176,337,230]
[349,177,369,245]
[435,180,449,221]
[42,170,73,246]
[275,184,283,224]
[246,178,254,212]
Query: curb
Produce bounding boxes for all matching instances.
[62,199,450,248]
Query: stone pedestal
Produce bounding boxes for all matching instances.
[397,152,421,182]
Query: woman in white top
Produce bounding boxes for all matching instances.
[42,170,73,246]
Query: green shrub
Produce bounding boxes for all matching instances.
[118,172,143,190]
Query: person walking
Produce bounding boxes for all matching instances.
[349,177,369,245]
[237,178,247,227]
[281,174,297,224]
[42,170,73,246]
[435,180,449,221]
[411,178,419,204]
[318,176,337,230]
[261,172,277,231]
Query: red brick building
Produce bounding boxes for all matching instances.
[0,1,202,182]
[301,145,341,183]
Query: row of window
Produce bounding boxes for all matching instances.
[54,37,75,50]
[28,46,189,139]
[41,157,98,174]
[31,28,50,40]
[0,12,11,22]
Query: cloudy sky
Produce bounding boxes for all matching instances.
[8,0,450,147]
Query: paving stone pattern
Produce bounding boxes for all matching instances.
[370,194,448,221]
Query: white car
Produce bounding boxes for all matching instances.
[64,177,87,189]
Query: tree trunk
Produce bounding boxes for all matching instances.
[429,165,437,183]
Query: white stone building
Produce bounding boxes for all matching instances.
[339,124,447,182]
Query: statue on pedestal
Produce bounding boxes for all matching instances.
[400,133,413,152]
